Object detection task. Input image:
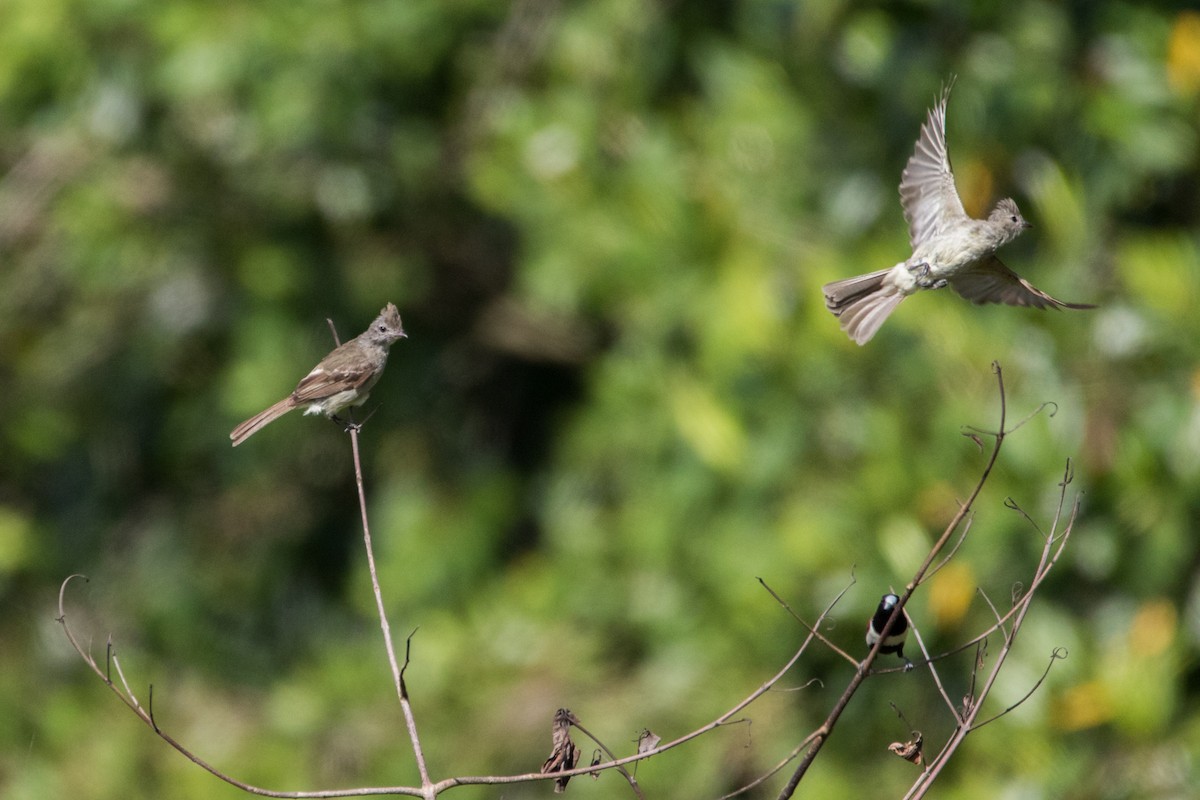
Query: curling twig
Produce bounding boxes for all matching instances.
[57,576,433,797]
[904,460,1078,799]
[776,362,1014,799]
[972,648,1068,730]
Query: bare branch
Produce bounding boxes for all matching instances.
[59,354,1083,800]
[972,648,1068,730]
[776,362,1014,799]
[962,398,1056,439]
[1003,496,1045,539]
[758,577,859,666]
[922,513,975,583]
[434,577,857,794]
[57,577,428,797]
[111,642,141,707]
[714,731,823,800]
[568,713,645,799]
[347,428,431,789]
[906,617,960,724]
[977,586,1009,640]
[904,461,1080,800]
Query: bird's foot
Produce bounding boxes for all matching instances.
[909,262,948,289]
[331,414,363,434]
[333,405,380,435]
[902,658,915,673]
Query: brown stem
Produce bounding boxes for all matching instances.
[348,427,433,793]
[904,461,1078,799]
[775,362,1013,799]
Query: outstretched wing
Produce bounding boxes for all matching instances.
[948,256,1096,309]
[899,81,966,249]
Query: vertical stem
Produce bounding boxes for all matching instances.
[349,428,433,791]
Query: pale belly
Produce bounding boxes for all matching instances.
[883,230,993,296]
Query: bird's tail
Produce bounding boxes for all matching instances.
[230,397,296,446]
[823,268,906,345]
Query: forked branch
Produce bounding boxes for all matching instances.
[58,360,1077,799]
[773,362,1073,800]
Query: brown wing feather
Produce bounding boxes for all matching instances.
[289,341,376,403]
[899,81,967,249]
[948,257,1095,309]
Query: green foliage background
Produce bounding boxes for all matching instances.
[2,1,1199,797]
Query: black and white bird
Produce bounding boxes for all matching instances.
[867,593,913,670]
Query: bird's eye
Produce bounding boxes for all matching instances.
[1011,216,1018,223]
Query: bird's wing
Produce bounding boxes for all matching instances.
[290,344,374,403]
[948,256,1096,309]
[899,83,966,249]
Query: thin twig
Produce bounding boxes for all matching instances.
[64,424,856,797]
[972,648,1068,730]
[907,618,960,724]
[568,713,645,800]
[110,643,140,708]
[348,428,433,791]
[775,362,1013,799]
[962,400,1055,439]
[904,461,1079,799]
[1003,497,1044,538]
[715,731,823,800]
[57,355,1079,799]
[923,514,974,583]
[977,587,1009,640]
[758,578,859,666]
[430,579,858,794]
[57,576,427,798]
[918,597,1024,663]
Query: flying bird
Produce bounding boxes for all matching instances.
[823,83,1093,345]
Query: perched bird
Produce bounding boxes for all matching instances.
[230,303,406,446]
[867,593,912,670]
[823,83,1093,345]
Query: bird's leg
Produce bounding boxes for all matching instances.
[330,408,363,434]
[334,405,380,435]
[909,262,949,290]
